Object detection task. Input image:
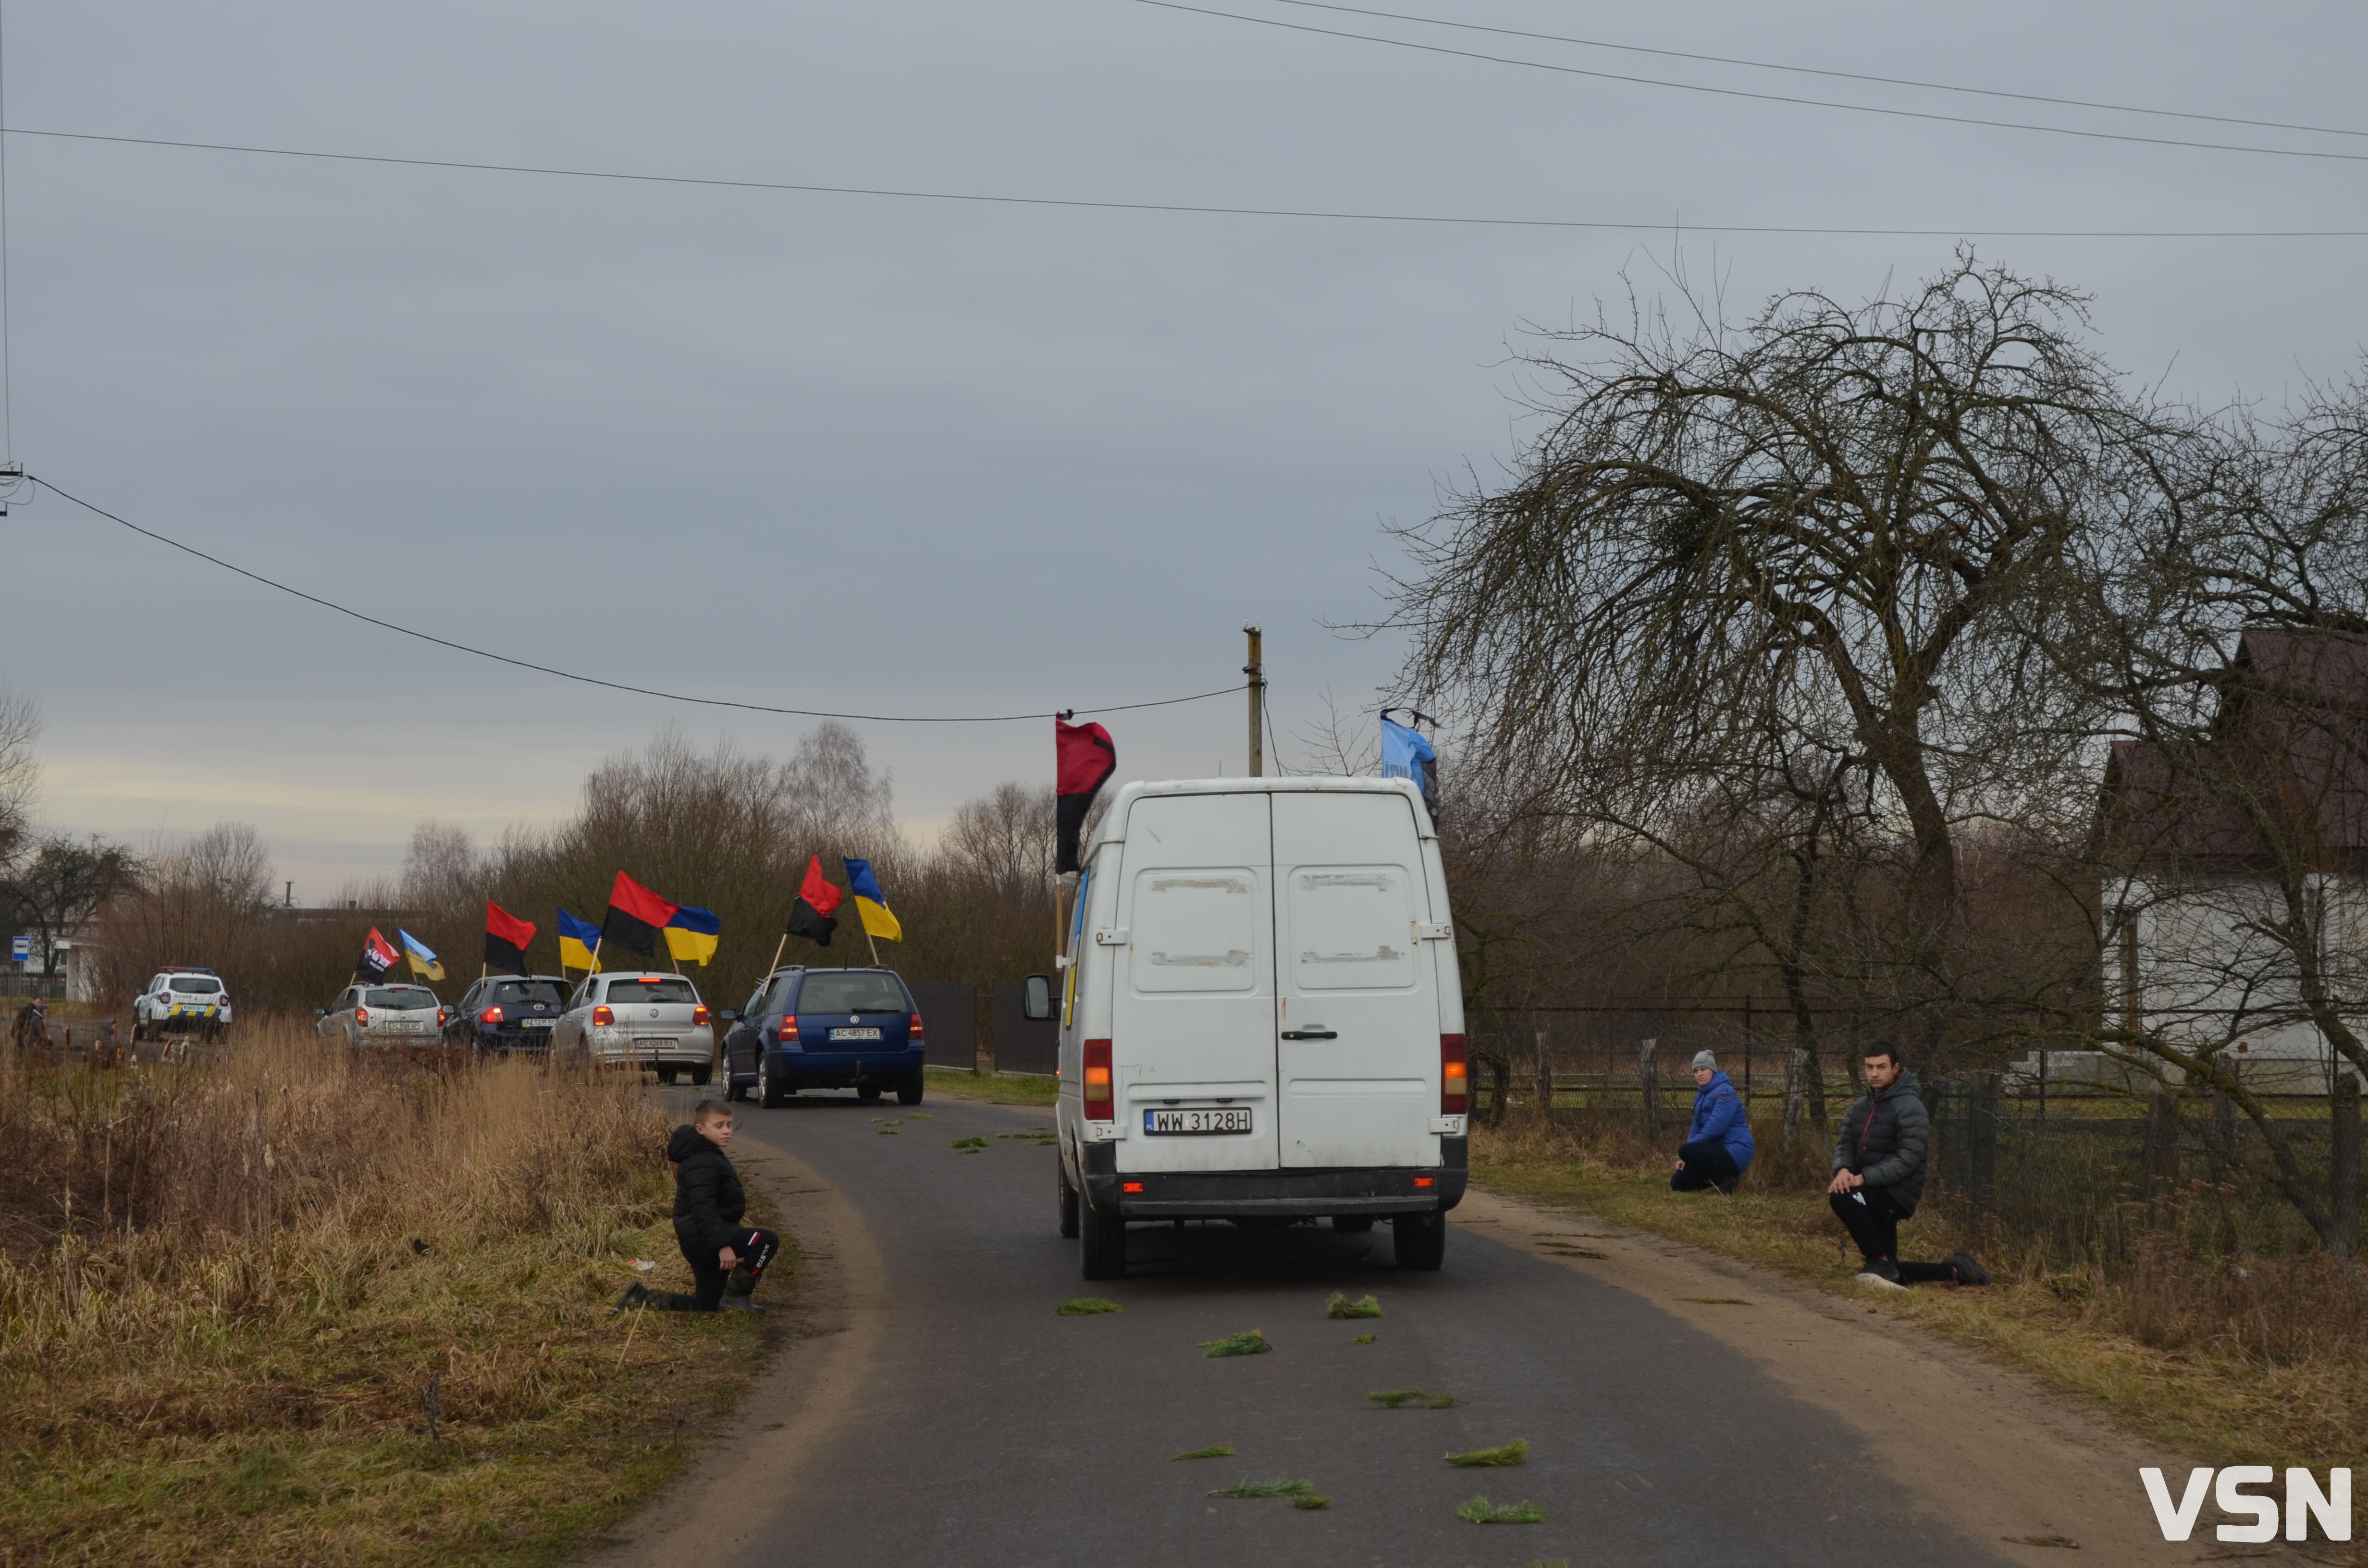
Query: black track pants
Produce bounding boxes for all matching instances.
[1670,1139,1741,1193]
[1828,1187,1956,1282]
[662,1225,780,1311]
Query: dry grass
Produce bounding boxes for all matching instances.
[0,1021,777,1567]
[1471,1115,2367,1470]
[922,1067,1059,1107]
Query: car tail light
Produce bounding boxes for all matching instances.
[438,1008,449,1026]
[592,1004,614,1027]
[1440,1032,1469,1115]
[355,1006,370,1027]
[692,1004,710,1026]
[480,1006,504,1025]
[778,1015,798,1043]
[911,1012,925,1038]
[1083,1038,1114,1121]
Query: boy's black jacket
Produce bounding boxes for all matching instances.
[668,1124,746,1254]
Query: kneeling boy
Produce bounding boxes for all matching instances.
[617,1099,778,1314]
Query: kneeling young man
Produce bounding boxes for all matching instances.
[1828,1042,1989,1288]
[617,1099,779,1314]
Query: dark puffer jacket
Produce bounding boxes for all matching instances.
[1832,1069,1930,1215]
[668,1123,746,1256]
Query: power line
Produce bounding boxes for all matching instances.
[1269,0,2368,143]
[31,473,1245,724]
[1137,0,2368,165]
[8,126,2364,239]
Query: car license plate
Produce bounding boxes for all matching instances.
[637,1038,677,1051]
[1145,1108,1252,1135]
[520,1018,552,1029]
[830,1027,882,1042]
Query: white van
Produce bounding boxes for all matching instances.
[1036,776,1469,1279]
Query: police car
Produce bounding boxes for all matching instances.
[133,967,234,1041]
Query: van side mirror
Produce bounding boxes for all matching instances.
[1021,974,1054,1022]
[315,1008,327,1017]
[717,1008,740,1024]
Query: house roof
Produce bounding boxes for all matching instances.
[2100,626,2368,873]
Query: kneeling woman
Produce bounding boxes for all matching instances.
[1671,1051,1754,1195]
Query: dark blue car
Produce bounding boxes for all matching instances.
[722,967,925,1107]
[446,974,571,1057]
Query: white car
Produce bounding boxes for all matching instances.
[133,968,234,1041]
[1039,776,1467,1280]
[551,970,715,1083]
[318,982,446,1050]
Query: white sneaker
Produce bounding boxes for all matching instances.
[1854,1271,1908,1292]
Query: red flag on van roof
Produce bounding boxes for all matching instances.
[1055,716,1117,874]
[785,855,842,947]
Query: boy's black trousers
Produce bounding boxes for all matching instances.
[662,1225,779,1311]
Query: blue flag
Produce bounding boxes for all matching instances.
[1380,716,1439,821]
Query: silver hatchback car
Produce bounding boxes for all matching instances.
[318,982,447,1050]
[551,971,715,1083]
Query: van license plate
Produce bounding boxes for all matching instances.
[830,1027,882,1042]
[1145,1108,1252,1135]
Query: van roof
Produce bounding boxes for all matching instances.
[1088,776,1434,857]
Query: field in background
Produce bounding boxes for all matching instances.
[1469,1104,2365,1469]
[0,1023,776,1568]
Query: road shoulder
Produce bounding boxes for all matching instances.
[1454,1186,2181,1567]
[576,1139,888,1568]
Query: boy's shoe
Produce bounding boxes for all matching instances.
[719,1290,764,1314]
[1853,1270,1909,1292]
[613,1281,652,1313]
[1948,1250,1993,1286]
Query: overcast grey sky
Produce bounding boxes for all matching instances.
[3,0,2363,896]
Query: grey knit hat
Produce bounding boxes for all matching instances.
[1690,1050,1718,1072]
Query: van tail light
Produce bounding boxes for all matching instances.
[778,1015,798,1043]
[592,1004,614,1027]
[692,1004,710,1026]
[1083,1038,1114,1121]
[355,1006,370,1027]
[480,1006,503,1025]
[1440,1032,1469,1115]
[911,1012,925,1039]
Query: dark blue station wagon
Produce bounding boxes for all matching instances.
[722,967,925,1107]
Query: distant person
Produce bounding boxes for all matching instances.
[1827,1042,1989,1288]
[1671,1050,1754,1194]
[615,1100,778,1315]
[12,994,47,1054]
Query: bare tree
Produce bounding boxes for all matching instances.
[0,686,39,870]
[1386,253,2173,1052]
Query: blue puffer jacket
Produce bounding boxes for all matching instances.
[1686,1070,1755,1172]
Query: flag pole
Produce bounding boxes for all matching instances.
[766,932,788,978]
[864,926,880,966]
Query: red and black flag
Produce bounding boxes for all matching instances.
[1055,714,1117,874]
[359,926,400,980]
[786,855,843,947]
[484,900,538,975]
[603,871,679,957]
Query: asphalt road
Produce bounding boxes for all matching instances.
[695,1089,2011,1568]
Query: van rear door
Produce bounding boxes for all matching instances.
[1272,790,1439,1168]
[1110,791,1281,1173]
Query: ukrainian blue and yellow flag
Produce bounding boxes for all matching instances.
[398,929,445,982]
[557,906,603,972]
[841,858,903,942]
[664,905,721,968]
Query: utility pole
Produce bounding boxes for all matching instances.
[1244,625,1264,778]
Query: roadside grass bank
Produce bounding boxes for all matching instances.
[0,1024,780,1568]
[1469,1115,2364,1471]
[923,1066,1058,1107]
